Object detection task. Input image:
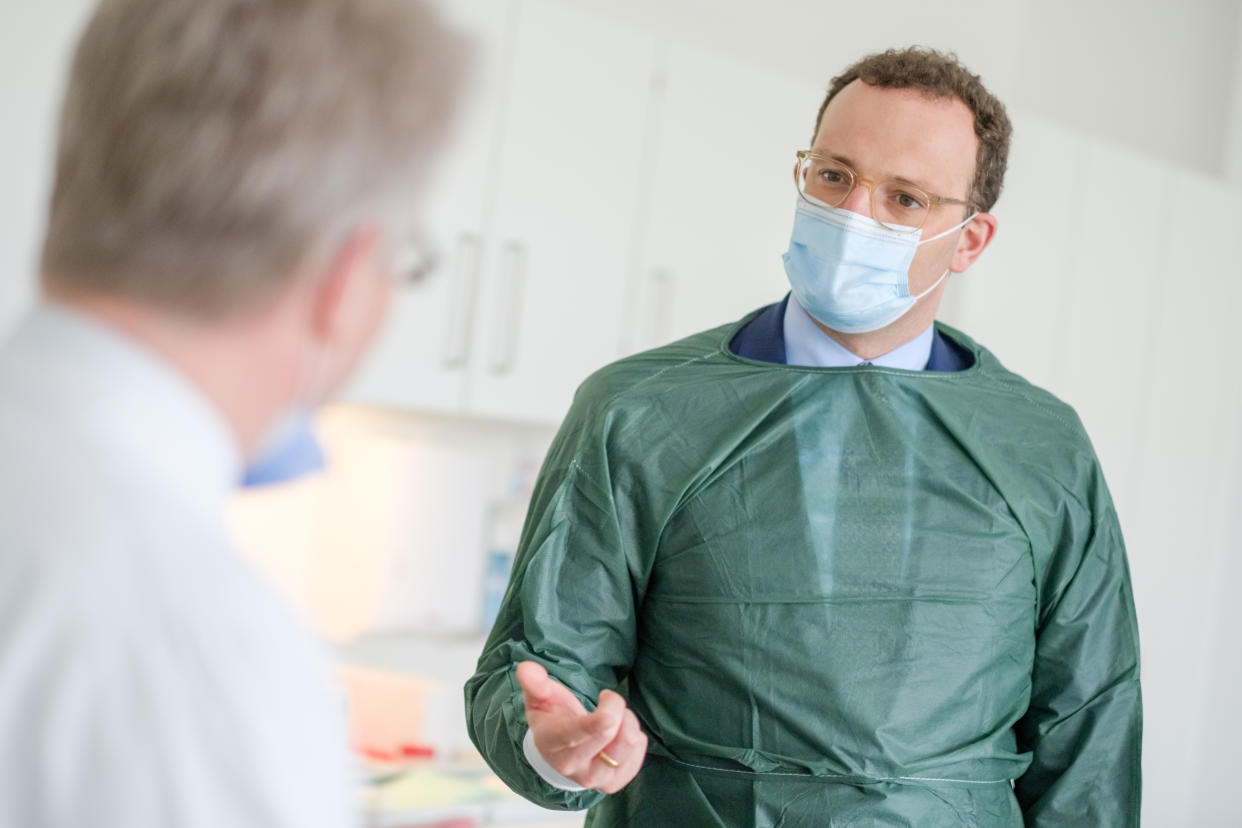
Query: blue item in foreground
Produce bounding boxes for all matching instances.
[240,415,326,487]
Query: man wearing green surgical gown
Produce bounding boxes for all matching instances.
[465,47,1142,826]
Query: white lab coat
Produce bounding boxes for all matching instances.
[0,304,357,828]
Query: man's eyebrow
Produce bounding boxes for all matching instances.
[892,174,939,192]
[814,147,949,193]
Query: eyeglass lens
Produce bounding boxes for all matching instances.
[798,155,934,230]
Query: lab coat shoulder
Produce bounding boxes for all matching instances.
[543,322,741,532]
[572,322,736,414]
[941,324,1095,451]
[943,326,1107,516]
[0,402,137,583]
[932,326,1134,634]
[0,423,354,828]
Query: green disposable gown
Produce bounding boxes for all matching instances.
[464,316,1142,826]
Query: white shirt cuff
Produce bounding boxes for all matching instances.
[522,729,585,792]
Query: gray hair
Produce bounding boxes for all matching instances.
[42,0,467,317]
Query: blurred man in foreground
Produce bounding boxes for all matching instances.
[0,1,464,825]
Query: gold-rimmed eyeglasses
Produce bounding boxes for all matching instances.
[389,236,438,285]
[794,150,973,231]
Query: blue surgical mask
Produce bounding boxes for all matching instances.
[240,409,326,487]
[781,196,975,334]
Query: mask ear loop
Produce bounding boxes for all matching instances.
[910,268,951,302]
[909,212,975,301]
[917,212,978,246]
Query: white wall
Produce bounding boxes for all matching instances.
[568,0,1026,126]
[573,0,1241,179]
[1227,5,1242,187]
[1013,0,1240,180]
[0,1,95,335]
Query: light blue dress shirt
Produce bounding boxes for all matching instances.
[783,296,935,370]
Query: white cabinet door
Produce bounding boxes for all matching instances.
[464,0,657,423]
[343,0,515,414]
[626,43,825,353]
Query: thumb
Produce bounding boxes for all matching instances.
[516,661,585,715]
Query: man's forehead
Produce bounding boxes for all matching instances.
[813,81,977,193]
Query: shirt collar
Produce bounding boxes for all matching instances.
[782,295,934,370]
[9,303,243,506]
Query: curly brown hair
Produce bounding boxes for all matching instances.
[813,47,1012,213]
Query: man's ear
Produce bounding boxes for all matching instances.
[950,212,997,274]
[309,225,386,339]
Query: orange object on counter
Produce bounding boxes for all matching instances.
[340,665,432,756]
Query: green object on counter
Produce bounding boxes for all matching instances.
[464,314,1141,826]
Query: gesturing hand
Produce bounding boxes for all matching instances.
[516,660,647,794]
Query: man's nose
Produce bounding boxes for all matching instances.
[840,181,873,217]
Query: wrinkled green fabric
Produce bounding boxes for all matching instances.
[464,315,1142,827]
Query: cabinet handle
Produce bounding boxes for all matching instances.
[443,233,482,370]
[489,240,527,375]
